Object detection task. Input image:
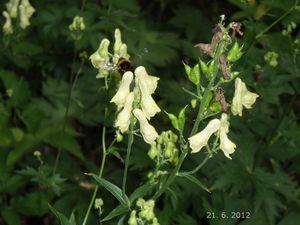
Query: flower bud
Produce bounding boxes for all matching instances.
[148,143,158,159]
[128,210,138,225]
[133,109,159,144]
[111,71,134,110]
[94,198,104,209]
[188,119,220,153]
[115,92,134,133]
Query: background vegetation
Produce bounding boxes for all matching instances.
[1,0,300,224]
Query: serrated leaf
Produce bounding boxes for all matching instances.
[91,174,130,208]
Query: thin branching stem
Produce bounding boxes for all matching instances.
[122,124,135,200]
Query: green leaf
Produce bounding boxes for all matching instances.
[227,42,243,62]
[101,204,129,222]
[6,134,38,167]
[91,174,130,208]
[1,207,22,225]
[0,70,31,108]
[129,182,153,203]
[178,173,210,193]
[178,105,188,130]
[165,111,179,130]
[183,63,200,85]
[190,64,200,85]
[200,60,209,78]
[208,60,215,78]
[48,204,75,225]
[183,62,191,76]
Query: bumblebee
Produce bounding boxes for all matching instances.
[117,57,133,74]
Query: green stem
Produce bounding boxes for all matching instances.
[256,1,298,39]
[122,124,135,199]
[53,50,82,174]
[82,126,107,225]
[179,154,211,176]
[82,76,109,225]
[153,49,222,200]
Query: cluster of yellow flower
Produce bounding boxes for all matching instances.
[188,78,258,159]
[90,29,160,144]
[2,0,35,35]
[90,28,130,78]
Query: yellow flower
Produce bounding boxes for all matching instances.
[133,109,159,144]
[231,78,259,116]
[113,28,129,63]
[6,0,20,18]
[89,38,110,70]
[188,119,220,153]
[219,113,236,159]
[111,71,134,110]
[19,0,35,29]
[115,92,134,133]
[135,66,160,119]
[2,11,13,34]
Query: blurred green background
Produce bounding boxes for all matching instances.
[1,0,300,224]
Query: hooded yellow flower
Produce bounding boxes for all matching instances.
[113,28,129,63]
[231,78,259,116]
[19,0,35,29]
[133,109,159,144]
[2,11,13,34]
[135,66,160,119]
[188,119,220,153]
[219,113,236,159]
[115,92,134,133]
[188,113,236,159]
[111,71,134,110]
[89,38,110,70]
[6,0,20,18]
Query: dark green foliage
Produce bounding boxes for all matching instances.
[1,0,300,225]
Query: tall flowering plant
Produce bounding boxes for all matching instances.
[82,15,258,225]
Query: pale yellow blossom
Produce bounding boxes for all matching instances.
[2,11,13,34]
[115,92,134,133]
[133,109,159,144]
[89,39,110,70]
[231,78,259,116]
[219,113,236,159]
[135,66,160,119]
[188,119,220,153]
[110,71,134,110]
